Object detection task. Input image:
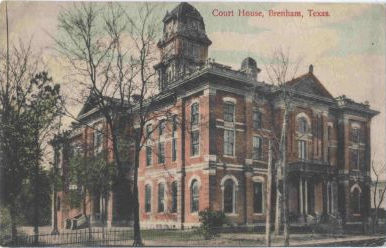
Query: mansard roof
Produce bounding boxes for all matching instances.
[163,2,203,23]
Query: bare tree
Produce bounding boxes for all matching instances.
[54,2,175,246]
[371,161,386,233]
[264,47,302,246]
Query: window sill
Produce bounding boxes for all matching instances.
[225,213,238,216]
[190,155,200,159]
[223,155,236,159]
[253,213,264,216]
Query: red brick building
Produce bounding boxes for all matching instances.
[55,2,379,230]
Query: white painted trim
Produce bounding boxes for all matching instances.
[296,112,311,128]
[220,175,239,189]
[188,175,202,189]
[350,183,362,193]
[222,96,237,104]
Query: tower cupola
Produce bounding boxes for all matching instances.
[155,2,212,91]
[240,57,261,81]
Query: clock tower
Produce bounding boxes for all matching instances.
[155,2,212,91]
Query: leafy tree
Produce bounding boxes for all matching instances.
[68,148,115,236]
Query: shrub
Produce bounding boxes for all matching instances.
[197,209,226,240]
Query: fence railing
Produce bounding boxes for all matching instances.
[11,228,135,246]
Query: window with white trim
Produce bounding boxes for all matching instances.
[253,182,263,213]
[146,146,152,166]
[298,140,307,160]
[191,131,199,156]
[252,136,263,160]
[253,111,262,129]
[159,120,166,136]
[93,124,103,154]
[224,102,235,122]
[191,180,199,212]
[158,183,165,212]
[223,179,235,213]
[224,129,235,156]
[145,185,151,213]
[298,117,308,134]
[191,103,199,127]
[171,181,178,213]
[158,142,165,163]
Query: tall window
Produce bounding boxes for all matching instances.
[351,128,361,143]
[158,142,165,163]
[298,117,308,134]
[351,187,361,214]
[146,124,152,139]
[145,185,151,213]
[158,183,165,212]
[350,149,360,170]
[94,125,103,154]
[253,182,263,213]
[191,180,199,212]
[171,181,178,213]
[146,146,152,166]
[253,136,263,160]
[298,140,307,160]
[224,130,235,156]
[191,131,199,156]
[253,111,262,129]
[223,179,235,213]
[159,120,166,136]
[191,103,199,127]
[224,102,235,122]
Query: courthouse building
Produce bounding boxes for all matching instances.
[55,2,379,229]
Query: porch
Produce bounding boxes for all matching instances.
[287,160,340,224]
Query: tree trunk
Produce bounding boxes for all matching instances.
[10,204,17,244]
[132,147,143,246]
[282,107,290,246]
[51,169,59,234]
[265,140,272,246]
[33,163,39,245]
[274,166,282,235]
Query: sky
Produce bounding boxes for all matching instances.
[0,1,385,167]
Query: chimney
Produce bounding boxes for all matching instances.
[309,64,314,74]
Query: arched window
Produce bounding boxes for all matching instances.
[158,183,165,212]
[253,182,263,213]
[171,181,178,213]
[145,185,151,213]
[351,186,361,214]
[223,179,235,213]
[191,103,199,127]
[191,180,199,213]
[224,102,235,122]
[298,117,308,134]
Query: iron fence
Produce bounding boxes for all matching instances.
[11,228,135,246]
